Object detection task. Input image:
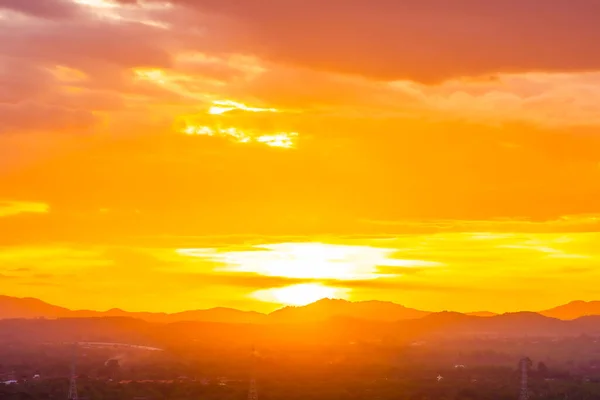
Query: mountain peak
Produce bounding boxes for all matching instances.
[541,300,600,320]
[268,298,429,323]
[2,295,600,324]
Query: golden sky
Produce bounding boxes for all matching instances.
[2,0,600,313]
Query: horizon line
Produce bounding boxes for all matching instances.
[1,295,594,316]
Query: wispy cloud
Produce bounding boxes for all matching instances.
[0,201,49,218]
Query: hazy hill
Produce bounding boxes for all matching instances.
[540,300,600,320]
[467,311,498,317]
[69,307,267,324]
[171,307,267,324]
[0,295,70,319]
[0,296,266,324]
[4,295,600,324]
[2,313,600,349]
[0,296,429,323]
[268,298,430,323]
[397,311,600,339]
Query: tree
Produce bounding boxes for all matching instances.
[538,362,549,377]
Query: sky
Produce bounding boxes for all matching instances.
[2,0,600,313]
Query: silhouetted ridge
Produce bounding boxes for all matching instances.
[541,300,600,320]
[268,298,430,323]
[3,295,600,324]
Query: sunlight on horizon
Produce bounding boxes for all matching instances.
[252,284,349,307]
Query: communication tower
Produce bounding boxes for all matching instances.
[248,346,258,400]
[519,357,532,400]
[68,344,79,400]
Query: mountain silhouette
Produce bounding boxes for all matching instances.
[268,298,430,323]
[0,296,429,323]
[467,311,498,317]
[2,295,600,324]
[3,312,600,349]
[0,295,70,319]
[540,300,600,320]
[0,296,266,324]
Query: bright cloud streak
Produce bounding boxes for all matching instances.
[182,125,299,148]
[208,100,278,115]
[177,243,441,281]
[0,201,49,218]
[256,133,299,148]
[73,0,118,8]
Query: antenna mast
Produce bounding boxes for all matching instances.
[519,357,531,400]
[248,346,258,400]
[68,343,79,400]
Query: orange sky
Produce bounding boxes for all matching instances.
[2,0,600,313]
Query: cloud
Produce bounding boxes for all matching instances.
[0,18,172,70]
[0,57,55,103]
[361,215,600,235]
[0,5,174,135]
[2,0,600,145]
[322,278,469,293]
[375,266,428,276]
[153,0,600,83]
[0,0,80,19]
[0,102,98,134]
[0,201,49,218]
[177,272,315,289]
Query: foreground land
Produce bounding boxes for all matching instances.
[2,316,600,399]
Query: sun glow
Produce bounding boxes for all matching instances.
[253,284,349,306]
[178,243,440,281]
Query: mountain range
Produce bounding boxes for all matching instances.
[2,295,600,324]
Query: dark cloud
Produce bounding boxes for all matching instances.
[0,58,54,103]
[0,20,172,70]
[0,4,177,135]
[155,0,600,82]
[0,0,80,19]
[0,102,98,134]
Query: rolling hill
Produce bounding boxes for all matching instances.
[540,300,600,320]
[268,298,430,323]
[2,295,600,324]
[0,296,266,324]
[0,295,70,319]
[0,296,429,323]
